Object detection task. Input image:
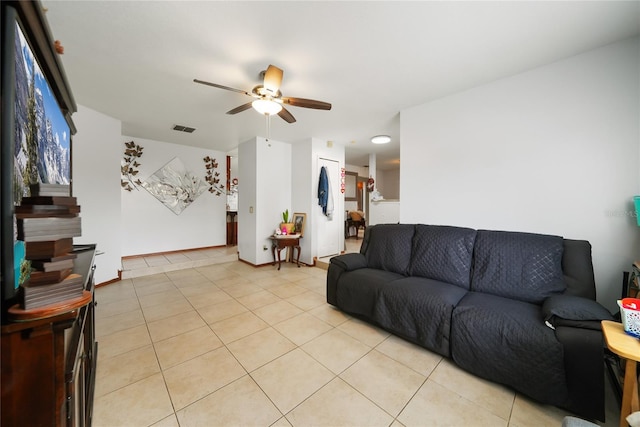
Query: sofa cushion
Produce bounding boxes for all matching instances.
[373,277,468,357]
[409,225,477,289]
[336,268,405,318]
[561,239,596,299]
[451,292,568,405]
[471,230,566,304]
[363,224,415,276]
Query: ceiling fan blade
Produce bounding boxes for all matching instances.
[194,79,252,97]
[226,102,254,115]
[277,107,296,123]
[282,97,331,110]
[263,65,283,95]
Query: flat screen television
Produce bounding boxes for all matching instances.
[1,0,76,319]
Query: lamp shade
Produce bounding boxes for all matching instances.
[252,99,282,115]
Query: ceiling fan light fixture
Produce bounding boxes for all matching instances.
[195,64,329,124]
[252,99,282,115]
[371,135,391,144]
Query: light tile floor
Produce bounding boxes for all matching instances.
[121,246,241,279]
[98,243,620,427]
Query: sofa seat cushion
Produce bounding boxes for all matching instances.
[451,292,568,405]
[372,277,468,357]
[362,224,415,275]
[471,230,566,304]
[336,268,405,318]
[409,225,477,289]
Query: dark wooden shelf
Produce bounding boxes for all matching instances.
[1,246,97,427]
[6,290,91,322]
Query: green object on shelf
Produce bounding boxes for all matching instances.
[635,196,640,226]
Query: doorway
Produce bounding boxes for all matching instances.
[316,158,341,258]
[226,155,238,246]
[357,176,367,213]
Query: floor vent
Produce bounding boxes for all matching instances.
[173,125,196,133]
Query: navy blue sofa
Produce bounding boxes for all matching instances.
[326,224,613,421]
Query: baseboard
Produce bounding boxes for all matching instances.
[96,276,121,288]
[121,245,227,260]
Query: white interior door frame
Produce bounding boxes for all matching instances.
[316,158,342,258]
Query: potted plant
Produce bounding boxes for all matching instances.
[280,209,295,234]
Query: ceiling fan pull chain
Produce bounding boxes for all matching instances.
[265,113,271,143]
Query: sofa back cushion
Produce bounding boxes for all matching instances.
[362,224,415,276]
[561,239,596,300]
[409,225,477,289]
[470,230,566,304]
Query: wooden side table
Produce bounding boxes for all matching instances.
[270,235,301,270]
[602,320,640,427]
[344,219,366,239]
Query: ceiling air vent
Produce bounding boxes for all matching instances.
[172,124,196,133]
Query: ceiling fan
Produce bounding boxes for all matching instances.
[194,65,331,124]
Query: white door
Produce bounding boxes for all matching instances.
[316,158,342,258]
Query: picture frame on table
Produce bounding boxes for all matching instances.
[293,213,306,237]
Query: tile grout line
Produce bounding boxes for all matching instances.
[98,248,573,427]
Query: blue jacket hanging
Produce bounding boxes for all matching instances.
[318,166,328,214]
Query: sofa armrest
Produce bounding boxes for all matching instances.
[555,326,606,420]
[546,294,611,419]
[329,253,368,271]
[542,294,613,330]
[327,253,368,306]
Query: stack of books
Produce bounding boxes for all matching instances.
[16,184,84,309]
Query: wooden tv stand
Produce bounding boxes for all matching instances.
[1,245,97,427]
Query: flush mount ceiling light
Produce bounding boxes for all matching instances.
[371,135,391,144]
[252,99,283,115]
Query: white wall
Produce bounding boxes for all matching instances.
[237,139,257,264]
[400,37,640,311]
[72,105,122,284]
[120,136,226,256]
[292,139,314,264]
[238,137,292,266]
[377,169,400,200]
[344,201,358,213]
[369,201,400,226]
[346,164,368,178]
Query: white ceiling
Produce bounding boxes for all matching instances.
[42,1,639,170]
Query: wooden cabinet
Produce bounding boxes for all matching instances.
[227,211,238,246]
[1,246,97,427]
